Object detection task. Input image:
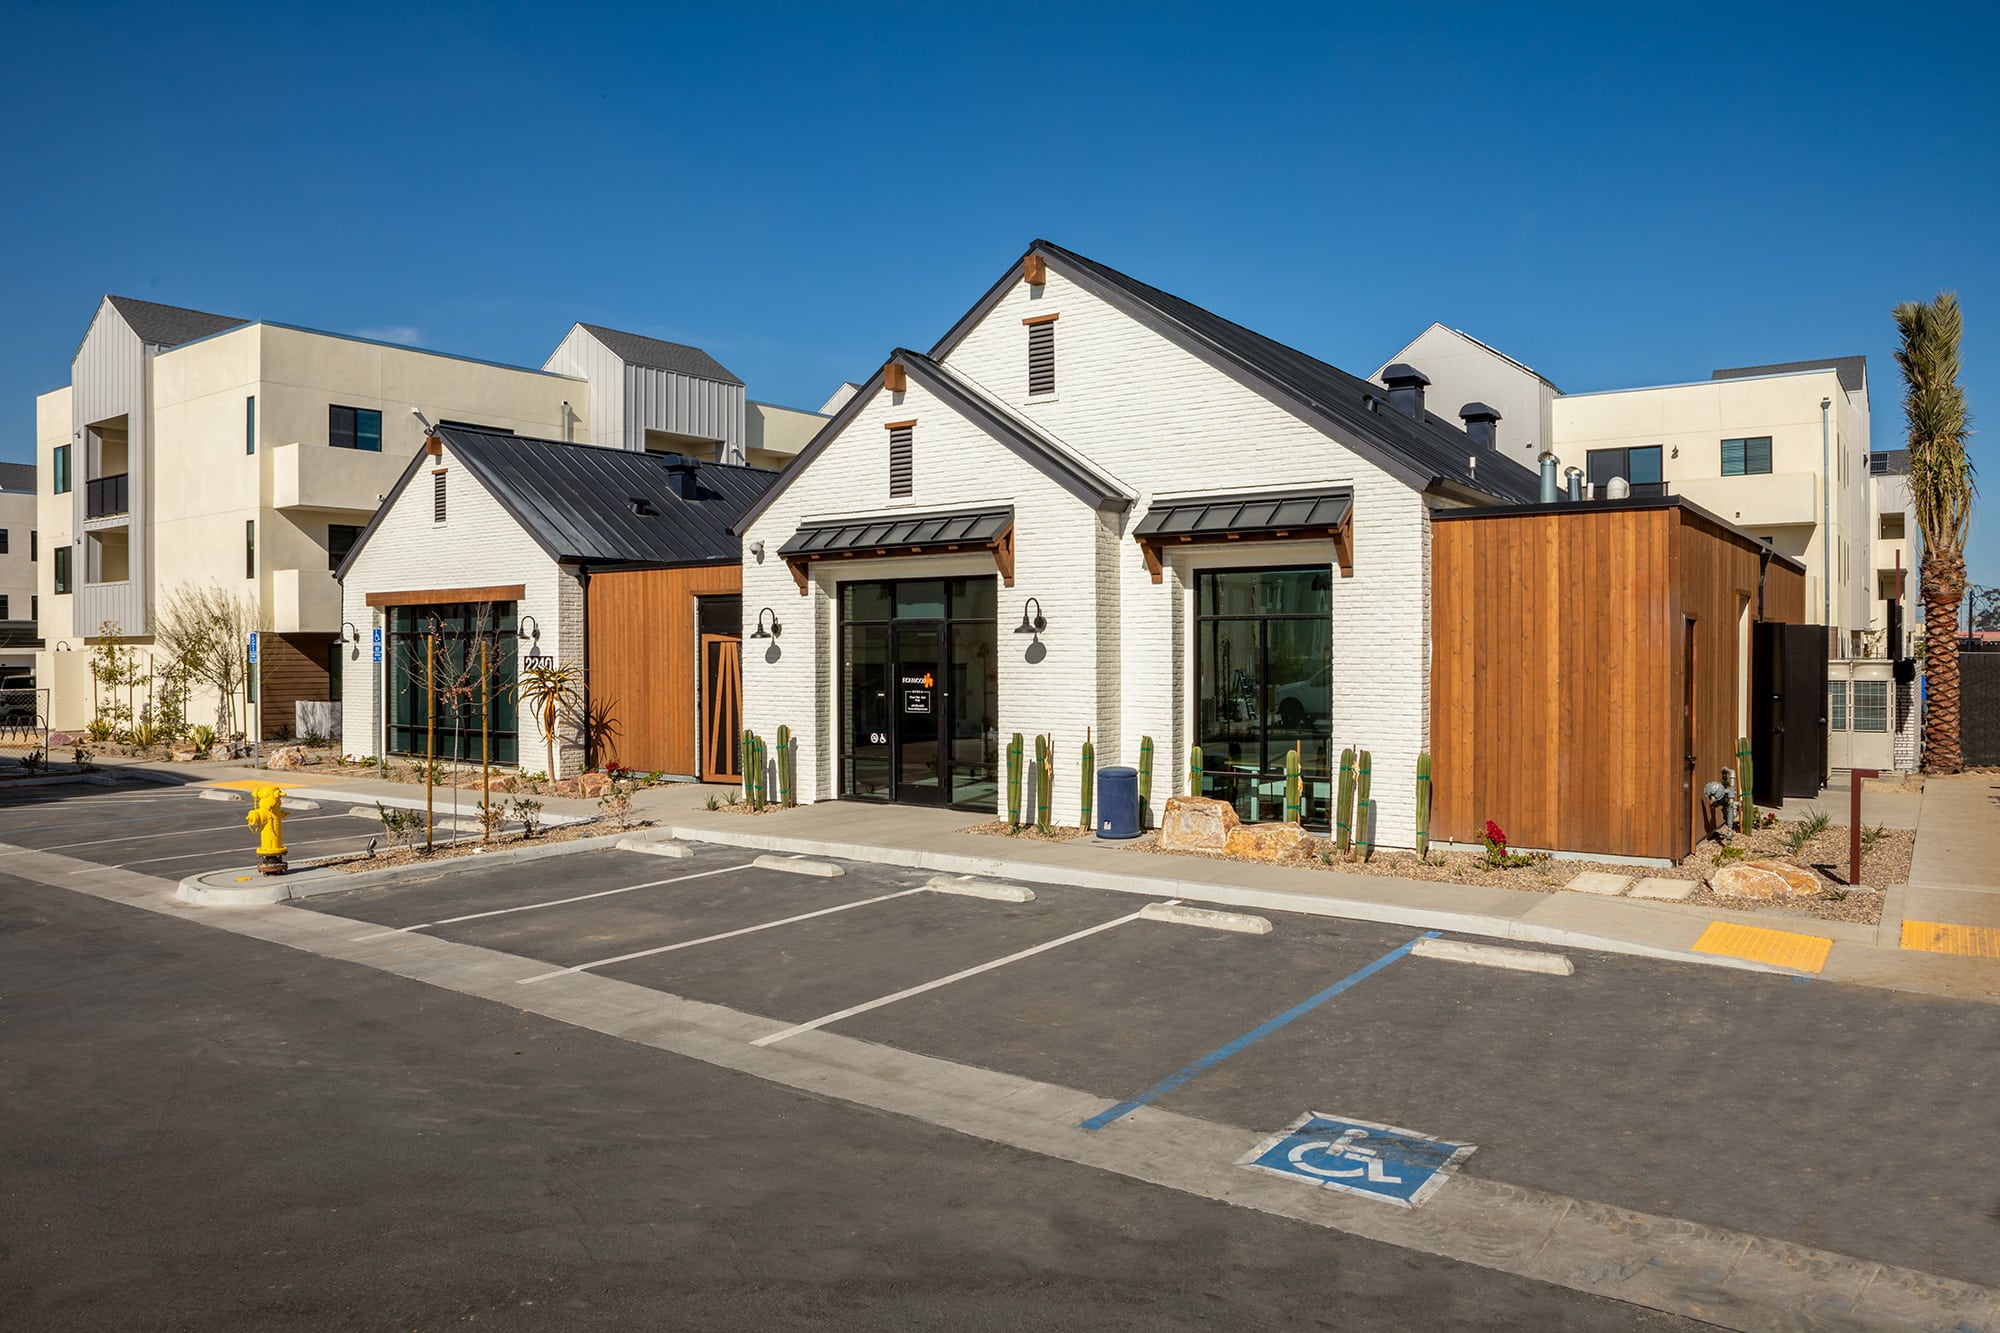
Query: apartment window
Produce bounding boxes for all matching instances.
[1586,445,1664,497]
[245,519,256,579]
[330,405,383,452]
[29,530,36,561]
[0,596,8,620]
[1853,679,1889,733]
[887,423,913,497]
[53,546,72,594]
[1880,513,1905,540]
[432,471,447,523]
[1828,681,1847,730]
[0,530,7,555]
[53,444,71,494]
[328,522,365,570]
[1720,436,1772,476]
[246,395,257,455]
[30,596,36,622]
[1026,315,1057,395]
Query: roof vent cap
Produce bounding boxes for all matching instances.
[627,496,658,517]
[664,457,702,499]
[1380,363,1431,420]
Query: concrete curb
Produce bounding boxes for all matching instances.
[752,854,844,878]
[651,822,1802,977]
[924,874,1034,903]
[1139,902,1272,934]
[1413,937,1575,975]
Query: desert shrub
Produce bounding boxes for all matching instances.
[510,796,544,838]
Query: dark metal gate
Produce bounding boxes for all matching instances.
[1751,623,1828,804]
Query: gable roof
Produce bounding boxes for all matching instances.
[336,430,777,580]
[0,462,34,492]
[104,295,247,348]
[578,324,744,385]
[1713,356,1866,396]
[1016,241,1539,504]
[1378,322,1563,393]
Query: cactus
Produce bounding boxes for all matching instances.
[775,724,793,807]
[1283,745,1302,824]
[1190,744,1203,794]
[1006,733,1024,827]
[1080,728,1095,832]
[1355,748,1372,822]
[1357,799,1376,861]
[1415,751,1433,861]
[746,732,766,810]
[1138,735,1155,829]
[741,728,755,805]
[1335,746,1356,853]
[1034,733,1054,833]
[1736,737,1754,834]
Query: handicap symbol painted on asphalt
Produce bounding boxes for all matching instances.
[1239,1112,1474,1208]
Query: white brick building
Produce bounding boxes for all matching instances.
[737,241,1539,846]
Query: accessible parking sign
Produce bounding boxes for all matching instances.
[1240,1112,1474,1208]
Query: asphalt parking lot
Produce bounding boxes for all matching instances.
[0,782,392,879]
[295,839,2000,1287]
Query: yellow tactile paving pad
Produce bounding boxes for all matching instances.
[205,779,304,791]
[1901,920,2000,959]
[1691,921,1832,973]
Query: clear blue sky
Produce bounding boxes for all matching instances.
[4,0,1995,587]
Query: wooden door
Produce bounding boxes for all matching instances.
[700,634,742,782]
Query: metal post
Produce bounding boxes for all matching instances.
[425,632,435,853]
[481,639,491,848]
[1849,768,1877,886]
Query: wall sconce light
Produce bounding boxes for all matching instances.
[1670,445,1680,459]
[749,540,766,561]
[339,622,359,644]
[54,640,73,652]
[1014,597,1047,636]
[516,614,540,642]
[750,608,783,640]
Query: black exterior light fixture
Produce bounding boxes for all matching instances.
[516,614,540,644]
[1014,597,1047,636]
[53,640,73,652]
[750,608,782,640]
[340,622,362,659]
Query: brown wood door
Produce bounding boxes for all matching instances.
[701,634,742,782]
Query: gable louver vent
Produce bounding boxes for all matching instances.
[1026,316,1056,396]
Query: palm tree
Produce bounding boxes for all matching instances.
[1893,292,1976,773]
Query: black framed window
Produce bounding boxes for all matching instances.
[53,546,72,594]
[1195,567,1332,828]
[1721,436,1772,476]
[245,519,256,579]
[246,395,256,455]
[328,523,365,571]
[387,602,519,764]
[330,404,383,451]
[53,444,71,494]
[1586,445,1665,497]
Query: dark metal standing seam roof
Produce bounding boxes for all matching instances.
[778,507,1014,559]
[1712,356,1866,396]
[104,295,248,348]
[1134,487,1353,540]
[1025,241,1542,505]
[578,324,745,385]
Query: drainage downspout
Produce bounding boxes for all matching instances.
[577,563,592,771]
[1820,395,1833,646]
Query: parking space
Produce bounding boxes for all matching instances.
[278,834,2000,1288]
[0,783,388,879]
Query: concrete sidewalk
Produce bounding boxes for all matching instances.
[1900,773,2000,953]
[624,781,2000,1003]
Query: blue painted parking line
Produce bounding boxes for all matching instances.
[1239,1111,1474,1208]
[1079,931,1439,1132]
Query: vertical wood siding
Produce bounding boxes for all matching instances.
[261,632,336,739]
[1432,506,1796,861]
[587,564,741,776]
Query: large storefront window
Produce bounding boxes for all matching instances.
[840,578,997,809]
[1195,567,1332,827]
[388,602,519,765]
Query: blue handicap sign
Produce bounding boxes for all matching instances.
[371,627,383,663]
[1240,1112,1474,1208]
[247,631,258,664]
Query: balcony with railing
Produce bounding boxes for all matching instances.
[85,472,129,519]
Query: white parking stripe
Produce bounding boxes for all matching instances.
[349,863,749,941]
[82,832,382,872]
[750,904,1164,1048]
[6,811,357,855]
[515,887,929,985]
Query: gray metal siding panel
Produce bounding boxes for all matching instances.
[626,365,745,457]
[544,326,624,448]
[70,303,150,635]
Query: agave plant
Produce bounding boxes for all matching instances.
[512,661,582,781]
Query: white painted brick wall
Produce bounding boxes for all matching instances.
[745,259,1442,845]
[338,443,585,777]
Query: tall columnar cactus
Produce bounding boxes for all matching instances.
[775,724,794,808]
[1357,799,1376,861]
[1006,733,1024,828]
[1080,728,1095,832]
[1736,737,1755,834]
[1415,751,1433,861]
[1138,735,1155,829]
[1035,733,1054,833]
[1190,744,1204,794]
[1355,748,1372,822]
[741,729,766,810]
[1335,746,1357,853]
[1283,746,1302,824]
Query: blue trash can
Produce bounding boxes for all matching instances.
[1096,766,1141,839]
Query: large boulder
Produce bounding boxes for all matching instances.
[576,771,613,799]
[1225,822,1306,860]
[1709,859,1822,900]
[266,745,318,771]
[1158,796,1239,853]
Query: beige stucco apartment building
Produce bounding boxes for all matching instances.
[0,463,37,687]
[34,297,823,738]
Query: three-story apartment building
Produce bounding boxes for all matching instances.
[0,462,37,688]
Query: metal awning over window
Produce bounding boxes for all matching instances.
[1133,487,1353,582]
[777,506,1015,595]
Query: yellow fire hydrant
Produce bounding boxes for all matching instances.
[246,784,288,874]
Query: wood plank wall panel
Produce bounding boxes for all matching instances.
[587,564,741,777]
[1433,506,1802,861]
[262,632,336,740]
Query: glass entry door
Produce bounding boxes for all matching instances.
[1194,567,1332,826]
[840,578,997,809]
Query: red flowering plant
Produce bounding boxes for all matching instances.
[1481,819,1542,869]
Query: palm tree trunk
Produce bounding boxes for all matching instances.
[1921,547,1965,773]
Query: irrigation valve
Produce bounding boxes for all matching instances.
[1703,768,1740,836]
[246,785,289,875]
